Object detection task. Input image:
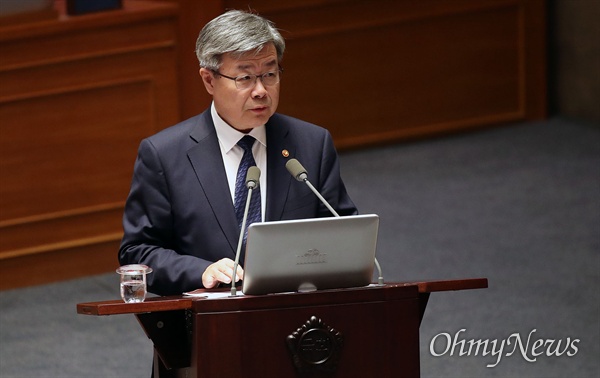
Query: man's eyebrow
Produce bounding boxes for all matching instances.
[236,63,253,70]
[235,59,278,71]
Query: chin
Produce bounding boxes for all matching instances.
[249,115,273,128]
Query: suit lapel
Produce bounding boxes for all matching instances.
[185,112,295,250]
[265,118,294,221]
[187,111,239,255]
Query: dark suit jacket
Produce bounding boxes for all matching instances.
[118,109,357,295]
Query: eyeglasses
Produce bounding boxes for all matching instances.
[213,68,283,90]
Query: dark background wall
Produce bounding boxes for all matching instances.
[549,0,600,124]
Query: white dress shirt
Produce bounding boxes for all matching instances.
[211,102,267,220]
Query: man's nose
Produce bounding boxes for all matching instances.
[251,77,268,98]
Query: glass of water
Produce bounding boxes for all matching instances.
[116,264,153,303]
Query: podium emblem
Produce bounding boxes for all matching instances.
[286,316,344,373]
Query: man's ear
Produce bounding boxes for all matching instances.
[199,68,215,95]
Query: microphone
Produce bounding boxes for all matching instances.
[231,166,260,296]
[285,158,384,285]
[285,159,339,217]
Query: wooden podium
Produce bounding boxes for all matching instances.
[77,279,487,378]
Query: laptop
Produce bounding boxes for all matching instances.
[241,214,379,295]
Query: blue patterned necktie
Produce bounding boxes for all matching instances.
[234,136,262,248]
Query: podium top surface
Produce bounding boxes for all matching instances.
[77,278,487,316]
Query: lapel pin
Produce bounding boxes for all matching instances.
[282,149,290,158]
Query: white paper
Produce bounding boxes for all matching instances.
[183,290,244,299]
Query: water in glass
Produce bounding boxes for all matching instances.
[120,279,146,303]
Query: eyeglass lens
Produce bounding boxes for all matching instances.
[235,72,280,89]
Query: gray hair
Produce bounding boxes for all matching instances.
[195,10,285,70]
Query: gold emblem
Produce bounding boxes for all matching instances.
[287,316,343,373]
[282,149,290,158]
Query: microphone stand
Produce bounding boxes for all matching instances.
[231,186,254,296]
[231,166,260,296]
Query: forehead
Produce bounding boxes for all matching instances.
[221,43,278,71]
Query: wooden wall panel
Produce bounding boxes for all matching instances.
[293,6,521,145]
[0,239,122,288]
[151,0,223,119]
[0,1,180,290]
[0,81,153,219]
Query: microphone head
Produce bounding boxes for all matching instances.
[285,159,308,181]
[246,166,260,189]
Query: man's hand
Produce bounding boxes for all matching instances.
[202,258,244,288]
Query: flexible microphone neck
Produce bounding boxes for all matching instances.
[231,166,260,296]
[285,159,384,285]
[285,159,340,217]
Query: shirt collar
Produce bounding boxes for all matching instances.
[211,102,267,153]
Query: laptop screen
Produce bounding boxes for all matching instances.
[241,214,379,295]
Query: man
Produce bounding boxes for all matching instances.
[118,10,357,296]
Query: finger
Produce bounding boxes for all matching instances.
[219,259,243,282]
[216,263,237,284]
[234,265,244,282]
[203,261,232,287]
[202,272,218,288]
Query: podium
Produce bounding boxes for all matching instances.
[77,279,487,377]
